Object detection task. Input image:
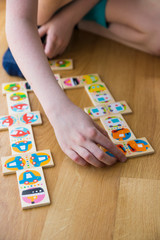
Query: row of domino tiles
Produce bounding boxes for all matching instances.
[57,73,154,158]
[0,60,73,209]
[0,62,154,208]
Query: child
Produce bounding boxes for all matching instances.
[37,0,160,59]
[4,0,132,167]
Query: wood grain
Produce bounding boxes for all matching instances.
[1,0,160,239]
[113,178,160,240]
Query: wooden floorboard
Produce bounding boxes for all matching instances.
[113,178,160,240]
[0,0,160,239]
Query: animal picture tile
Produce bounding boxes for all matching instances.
[1,149,54,175]
[101,137,154,158]
[49,59,73,70]
[16,167,50,209]
[100,114,136,143]
[9,125,36,154]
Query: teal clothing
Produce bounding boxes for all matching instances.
[83,0,109,28]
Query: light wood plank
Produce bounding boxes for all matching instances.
[0,0,160,239]
[113,178,160,240]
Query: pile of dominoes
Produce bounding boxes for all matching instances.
[0,59,154,209]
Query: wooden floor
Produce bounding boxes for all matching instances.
[1,1,160,239]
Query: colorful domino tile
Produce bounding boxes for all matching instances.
[101,137,154,158]
[49,59,73,70]
[85,82,109,95]
[2,81,32,95]
[54,74,61,81]
[88,91,115,106]
[16,167,50,209]
[84,105,108,120]
[1,150,54,175]
[0,111,42,130]
[60,74,102,89]
[54,74,64,89]
[0,114,18,130]
[9,124,36,154]
[54,73,63,89]
[6,91,31,115]
[84,101,132,119]
[85,82,115,106]
[106,101,132,115]
[100,114,136,143]
[18,111,42,126]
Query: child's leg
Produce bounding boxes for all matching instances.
[79,0,160,55]
[38,0,73,25]
[3,0,72,78]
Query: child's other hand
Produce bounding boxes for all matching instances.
[49,102,127,167]
[38,12,74,58]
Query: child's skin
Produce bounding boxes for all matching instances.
[36,0,160,59]
[5,0,129,168]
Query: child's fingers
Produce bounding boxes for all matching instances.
[38,25,47,38]
[85,141,117,166]
[88,128,127,163]
[65,149,87,166]
[45,34,58,58]
[74,146,105,168]
[94,122,109,138]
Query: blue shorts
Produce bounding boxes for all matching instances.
[83,0,109,28]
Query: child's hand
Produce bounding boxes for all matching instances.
[49,102,127,167]
[38,12,74,58]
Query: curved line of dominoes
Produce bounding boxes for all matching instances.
[0,59,154,209]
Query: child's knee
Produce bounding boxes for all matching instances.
[145,30,160,56]
[37,0,73,25]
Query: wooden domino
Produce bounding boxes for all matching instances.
[60,74,102,89]
[54,74,61,81]
[9,124,37,155]
[84,101,132,120]
[85,82,115,106]
[85,82,110,95]
[100,114,136,143]
[106,101,132,115]
[2,81,32,95]
[84,105,109,120]
[1,149,54,175]
[0,114,18,130]
[6,91,31,115]
[17,111,42,126]
[16,167,50,209]
[101,137,154,158]
[49,59,73,70]
[87,91,115,106]
[54,74,64,89]
[0,111,42,130]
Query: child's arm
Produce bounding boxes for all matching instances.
[6,0,126,167]
[38,0,100,58]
